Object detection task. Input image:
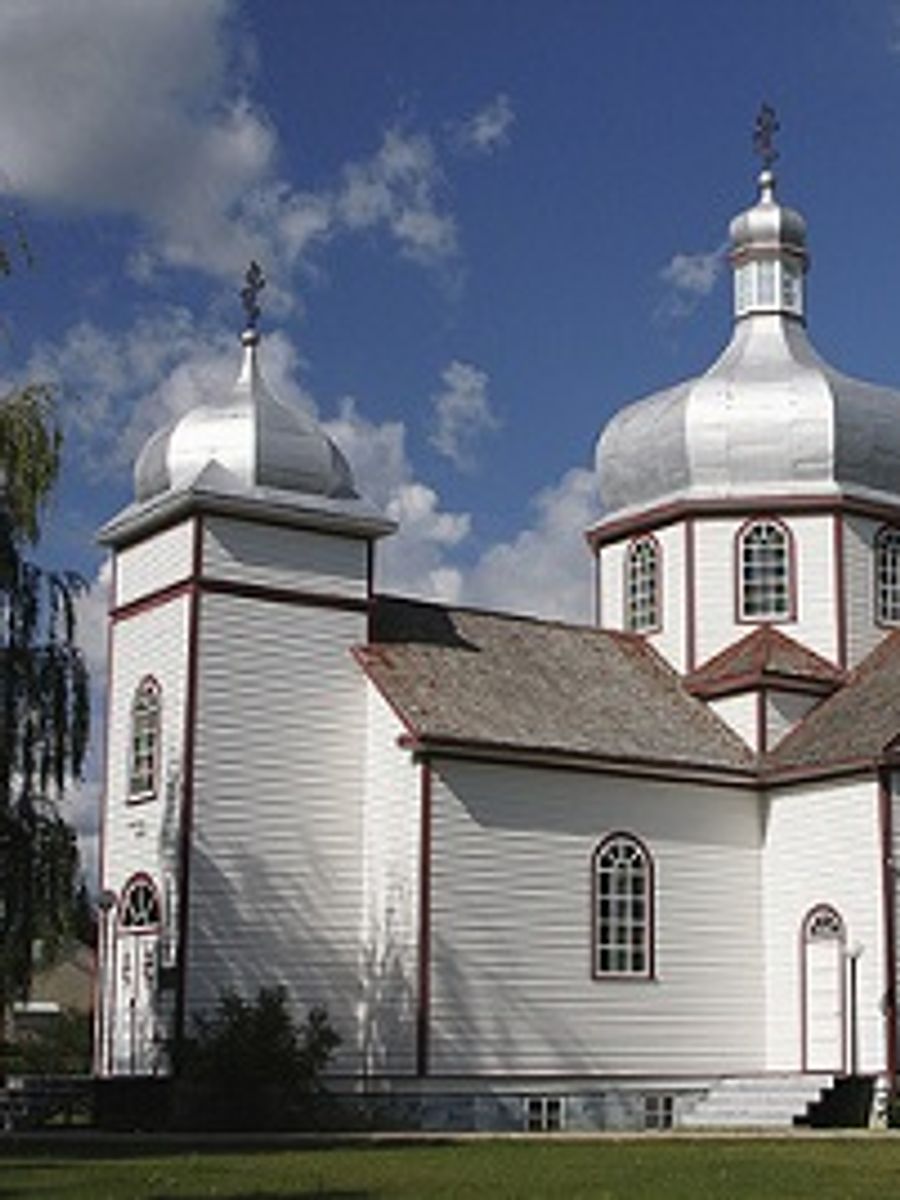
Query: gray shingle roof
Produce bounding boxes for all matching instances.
[765,629,900,774]
[687,625,844,698]
[361,597,755,776]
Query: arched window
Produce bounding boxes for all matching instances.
[737,519,792,621]
[119,875,161,930]
[592,834,653,978]
[876,527,900,625]
[129,677,161,801]
[625,536,660,633]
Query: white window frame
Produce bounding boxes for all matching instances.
[128,676,161,802]
[737,519,792,621]
[593,833,653,979]
[523,1096,565,1132]
[876,527,900,625]
[625,536,660,633]
[644,1093,674,1130]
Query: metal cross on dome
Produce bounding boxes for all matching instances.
[241,260,266,332]
[753,103,780,170]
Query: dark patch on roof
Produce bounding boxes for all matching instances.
[766,629,900,773]
[362,596,754,775]
[687,626,844,699]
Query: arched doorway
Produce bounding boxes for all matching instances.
[111,874,162,1075]
[801,904,846,1073]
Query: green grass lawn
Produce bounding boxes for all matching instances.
[2,1137,900,1200]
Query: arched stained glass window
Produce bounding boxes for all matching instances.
[626,537,660,633]
[129,677,161,801]
[119,875,161,929]
[738,519,792,620]
[593,834,653,978]
[876,528,900,625]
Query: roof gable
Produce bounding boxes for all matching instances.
[687,626,843,699]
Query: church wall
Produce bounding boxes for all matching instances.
[185,590,369,1075]
[762,777,885,1074]
[361,683,420,1076]
[115,518,194,608]
[765,690,817,749]
[597,543,624,631]
[101,594,191,897]
[708,693,758,750]
[844,514,882,667]
[694,514,836,667]
[426,759,764,1077]
[202,514,369,599]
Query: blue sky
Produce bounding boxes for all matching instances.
[4,0,900,879]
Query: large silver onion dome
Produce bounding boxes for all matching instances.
[596,168,900,517]
[134,330,356,503]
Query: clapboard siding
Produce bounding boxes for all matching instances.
[115,520,194,607]
[765,690,817,748]
[598,545,623,631]
[202,514,368,598]
[428,760,763,1076]
[647,523,686,671]
[762,777,884,1072]
[361,685,420,1075]
[844,514,882,666]
[694,514,836,666]
[186,591,368,1073]
[102,595,190,896]
[891,772,900,1078]
[709,693,758,750]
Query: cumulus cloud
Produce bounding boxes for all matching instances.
[454,94,516,155]
[429,360,499,470]
[0,2,460,284]
[463,467,598,622]
[657,242,728,320]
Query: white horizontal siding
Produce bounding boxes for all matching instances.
[762,777,885,1073]
[694,514,837,666]
[202,514,368,598]
[891,773,900,1079]
[428,760,763,1076]
[186,590,368,1074]
[844,514,883,667]
[709,693,758,750]
[361,684,420,1076]
[598,545,623,631]
[116,520,193,607]
[765,690,817,749]
[101,595,190,898]
[647,522,686,672]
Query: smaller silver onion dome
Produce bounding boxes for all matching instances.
[134,329,356,504]
[729,169,807,263]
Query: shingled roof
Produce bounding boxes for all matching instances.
[359,596,755,778]
[687,626,844,699]
[765,629,900,775]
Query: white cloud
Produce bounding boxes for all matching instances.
[658,242,728,320]
[429,360,499,470]
[454,94,516,155]
[325,399,469,602]
[462,467,598,622]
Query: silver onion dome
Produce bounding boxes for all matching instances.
[134,329,356,504]
[595,167,900,518]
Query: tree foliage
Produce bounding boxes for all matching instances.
[1,355,90,1015]
[175,987,341,1130]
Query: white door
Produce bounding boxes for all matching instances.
[110,876,162,1075]
[802,906,845,1072]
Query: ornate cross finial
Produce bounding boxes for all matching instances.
[753,103,780,170]
[240,260,266,332]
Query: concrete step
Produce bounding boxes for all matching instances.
[680,1074,833,1130]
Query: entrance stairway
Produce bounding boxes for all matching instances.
[680,1073,835,1129]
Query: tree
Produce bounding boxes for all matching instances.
[0,357,90,1030]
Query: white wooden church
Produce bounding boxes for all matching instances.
[95,144,900,1130]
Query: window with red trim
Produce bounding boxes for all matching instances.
[119,876,161,929]
[129,677,161,801]
[738,520,790,620]
[626,537,660,633]
[876,528,900,624]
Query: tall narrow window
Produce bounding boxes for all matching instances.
[593,834,653,978]
[626,536,660,633]
[129,677,161,801]
[738,519,792,620]
[876,528,900,625]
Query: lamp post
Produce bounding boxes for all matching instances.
[96,890,118,1076]
[847,942,864,1076]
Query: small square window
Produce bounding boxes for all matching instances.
[644,1093,674,1130]
[523,1096,565,1133]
